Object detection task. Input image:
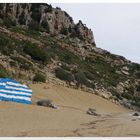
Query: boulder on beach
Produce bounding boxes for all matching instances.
[132,112,140,116]
[87,108,100,116]
[37,99,59,109]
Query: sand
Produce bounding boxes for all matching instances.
[0,83,140,137]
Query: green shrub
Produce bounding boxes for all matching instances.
[87,82,95,89]
[132,101,140,108]
[132,63,140,70]
[24,28,41,38]
[135,71,140,79]
[11,56,33,70]
[92,60,121,87]
[55,64,96,89]
[0,33,16,55]
[3,18,16,28]
[63,54,72,64]
[115,93,123,100]
[122,93,134,100]
[125,86,134,95]
[0,33,11,46]
[0,69,9,78]
[45,44,81,65]
[75,71,95,89]
[133,96,140,102]
[75,71,87,85]
[84,71,95,80]
[0,65,10,78]
[23,41,49,63]
[33,73,46,82]
[109,89,123,100]
[55,68,72,82]
[61,64,71,71]
[59,49,81,64]
[129,63,140,74]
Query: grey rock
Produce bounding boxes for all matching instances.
[132,112,140,116]
[87,108,100,116]
[37,99,59,109]
[0,4,95,44]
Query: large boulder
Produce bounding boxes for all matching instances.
[37,99,59,109]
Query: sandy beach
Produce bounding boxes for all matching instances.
[0,83,140,137]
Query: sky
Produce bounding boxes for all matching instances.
[51,3,140,64]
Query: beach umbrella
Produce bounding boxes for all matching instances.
[0,78,32,104]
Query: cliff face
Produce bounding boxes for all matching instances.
[0,3,95,44]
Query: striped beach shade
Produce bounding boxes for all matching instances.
[0,78,32,104]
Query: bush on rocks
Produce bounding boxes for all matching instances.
[33,73,46,82]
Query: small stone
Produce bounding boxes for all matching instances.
[87,108,100,116]
[132,112,139,116]
[131,119,136,121]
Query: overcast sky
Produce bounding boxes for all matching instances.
[51,3,140,64]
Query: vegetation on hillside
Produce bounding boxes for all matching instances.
[0,4,140,109]
[0,65,10,78]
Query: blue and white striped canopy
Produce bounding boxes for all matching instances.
[0,78,32,104]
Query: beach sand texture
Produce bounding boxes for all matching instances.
[0,83,140,137]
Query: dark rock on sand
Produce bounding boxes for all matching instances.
[87,108,100,116]
[37,99,59,109]
[132,112,140,116]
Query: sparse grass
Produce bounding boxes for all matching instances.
[0,65,10,78]
[2,18,16,28]
[0,33,16,55]
[109,88,123,100]
[11,56,33,70]
[122,93,134,100]
[132,101,140,108]
[22,40,49,63]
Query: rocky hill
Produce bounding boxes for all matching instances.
[0,3,94,44]
[0,3,140,110]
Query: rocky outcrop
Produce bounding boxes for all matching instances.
[0,3,95,44]
[75,20,95,44]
